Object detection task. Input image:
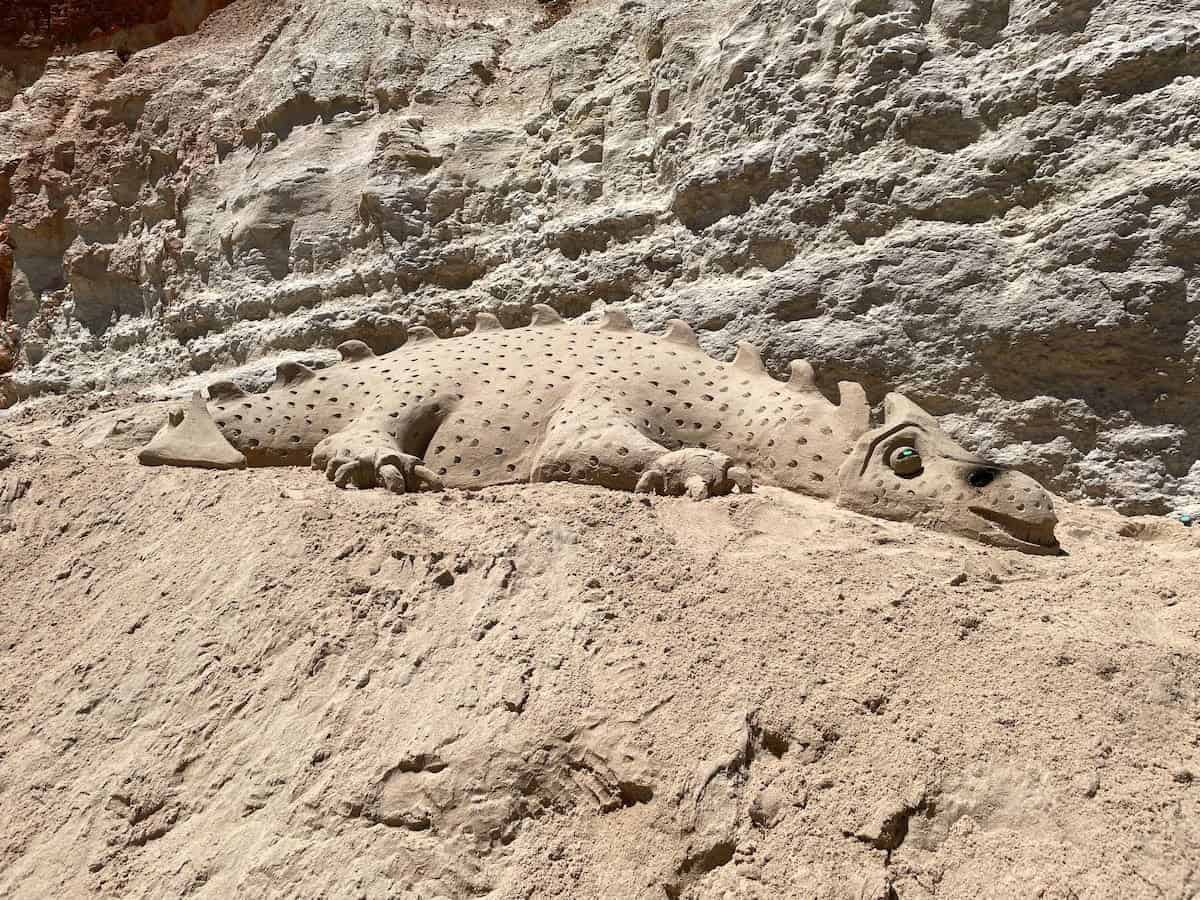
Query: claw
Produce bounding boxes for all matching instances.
[333,460,361,488]
[411,464,444,492]
[324,456,341,480]
[727,465,753,494]
[635,470,663,495]
[379,463,407,494]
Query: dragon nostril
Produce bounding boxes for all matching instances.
[968,468,997,489]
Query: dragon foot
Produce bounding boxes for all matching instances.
[312,435,443,493]
[634,449,752,500]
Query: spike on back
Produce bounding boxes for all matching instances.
[662,319,699,347]
[337,340,375,362]
[474,312,503,332]
[836,381,870,438]
[599,308,633,331]
[408,326,438,344]
[530,304,563,326]
[883,392,940,429]
[206,380,246,401]
[274,361,316,389]
[787,359,817,392]
[732,342,766,373]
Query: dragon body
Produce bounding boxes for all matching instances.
[140,305,1060,552]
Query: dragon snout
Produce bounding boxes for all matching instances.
[963,466,1059,552]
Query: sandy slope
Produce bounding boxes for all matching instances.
[1,407,1198,898]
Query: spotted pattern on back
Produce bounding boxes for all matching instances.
[140,307,1060,552]
[204,318,864,496]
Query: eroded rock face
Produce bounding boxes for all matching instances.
[0,0,232,112]
[0,0,1198,513]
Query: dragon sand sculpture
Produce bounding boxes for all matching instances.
[139,305,1059,553]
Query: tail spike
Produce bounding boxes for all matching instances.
[787,359,817,391]
[474,312,503,332]
[530,304,563,326]
[337,340,375,361]
[599,308,633,331]
[407,326,438,344]
[138,391,246,470]
[273,361,316,388]
[662,319,699,347]
[206,380,246,401]
[732,342,766,373]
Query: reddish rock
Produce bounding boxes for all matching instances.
[0,0,228,50]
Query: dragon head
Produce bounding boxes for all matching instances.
[836,394,1060,553]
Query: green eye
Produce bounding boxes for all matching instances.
[891,446,923,477]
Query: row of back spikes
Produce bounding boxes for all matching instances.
[206,302,844,404]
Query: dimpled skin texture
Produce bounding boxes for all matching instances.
[207,311,867,496]
[143,308,1061,550]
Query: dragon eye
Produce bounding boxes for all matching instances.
[890,446,923,477]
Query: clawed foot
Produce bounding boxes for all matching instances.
[312,436,443,493]
[634,449,753,500]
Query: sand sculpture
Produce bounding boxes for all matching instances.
[139,305,1059,552]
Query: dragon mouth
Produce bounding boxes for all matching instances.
[969,506,1060,553]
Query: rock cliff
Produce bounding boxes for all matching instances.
[1,0,1198,513]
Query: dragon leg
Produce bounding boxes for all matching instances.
[311,404,445,493]
[531,396,752,498]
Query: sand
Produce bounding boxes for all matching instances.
[1,398,1198,898]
